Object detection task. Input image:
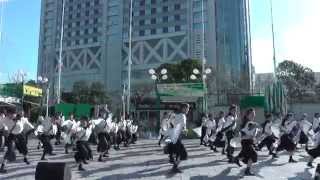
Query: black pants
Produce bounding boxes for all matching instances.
[238,139,258,164]
[225,130,235,159]
[258,135,276,152]
[39,134,53,155]
[168,139,188,162]
[200,126,207,144]
[4,134,28,162]
[75,141,92,163]
[97,133,109,153]
[55,125,62,143]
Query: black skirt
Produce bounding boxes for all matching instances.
[39,134,53,154]
[75,141,91,162]
[167,139,188,161]
[238,139,257,164]
[259,135,276,150]
[97,132,109,152]
[277,134,296,152]
[213,132,226,147]
[307,145,320,158]
[5,134,28,162]
[299,131,309,144]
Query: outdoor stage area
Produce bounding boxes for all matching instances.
[0,139,317,180]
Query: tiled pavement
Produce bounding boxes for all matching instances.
[0,139,317,180]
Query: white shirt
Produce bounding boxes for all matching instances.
[241,121,258,140]
[0,117,24,134]
[75,125,93,141]
[313,131,320,147]
[262,121,273,136]
[216,117,225,132]
[160,118,169,132]
[173,113,187,131]
[223,115,237,131]
[201,117,208,127]
[206,119,216,136]
[312,117,320,132]
[21,117,34,132]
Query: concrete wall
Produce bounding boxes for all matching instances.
[289,103,320,118]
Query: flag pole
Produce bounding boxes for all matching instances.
[269,0,277,80]
[127,0,133,117]
[201,0,207,113]
[57,0,66,104]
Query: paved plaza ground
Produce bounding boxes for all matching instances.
[0,139,318,180]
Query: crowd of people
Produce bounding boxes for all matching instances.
[1,102,320,177]
[159,104,320,176]
[0,105,138,173]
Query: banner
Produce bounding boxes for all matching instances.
[0,83,22,98]
[157,83,204,97]
[23,85,42,97]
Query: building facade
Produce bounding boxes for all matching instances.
[38,0,252,105]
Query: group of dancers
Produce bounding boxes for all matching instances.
[159,104,320,176]
[0,105,138,173]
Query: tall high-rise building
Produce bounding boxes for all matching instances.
[38,0,252,104]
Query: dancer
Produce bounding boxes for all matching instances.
[222,105,238,162]
[0,110,30,173]
[200,113,208,146]
[37,116,57,160]
[235,108,258,176]
[297,113,311,148]
[167,103,189,173]
[54,112,64,145]
[159,112,170,146]
[312,113,320,133]
[212,111,226,153]
[206,113,217,152]
[74,116,93,171]
[257,113,278,158]
[61,113,77,154]
[94,113,112,162]
[20,111,34,145]
[276,113,300,163]
[0,111,6,152]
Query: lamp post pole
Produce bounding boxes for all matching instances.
[57,0,66,104]
[127,0,134,116]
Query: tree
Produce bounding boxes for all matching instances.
[276,60,316,100]
[156,59,202,83]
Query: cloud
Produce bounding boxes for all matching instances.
[251,38,274,73]
[280,0,320,72]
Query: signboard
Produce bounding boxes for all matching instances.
[0,83,22,98]
[23,85,42,97]
[157,83,204,97]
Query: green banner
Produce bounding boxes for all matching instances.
[0,83,22,98]
[157,83,204,97]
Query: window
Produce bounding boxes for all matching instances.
[151,0,156,4]
[162,6,168,12]
[151,8,156,14]
[151,29,156,35]
[140,10,145,15]
[93,28,98,33]
[76,30,80,36]
[174,4,181,10]
[84,29,88,34]
[163,27,168,33]
[76,21,80,26]
[93,37,98,42]
[75,39,79,45]
[175,25,181,32]
[151,18,156,24]
[85,11,89,16]
[139,30,145,36]
[140,0,145,6]
[174,15,180,21]
[139,20,145,25]
[163,16,168,23]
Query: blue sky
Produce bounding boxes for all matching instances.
[0,0,319,83]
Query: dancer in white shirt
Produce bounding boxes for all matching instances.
[36,116,57,160]
[167,103,189,173]
[257,113,278,158]
[235,108,259,176]
[222,105,238,162]
[200,113,208,146]
[74,117,93,171]
[0,110,30,173]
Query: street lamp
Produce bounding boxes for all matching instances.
[190,68,212,80]
[38,76,50,117]
[149,68,168,81]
